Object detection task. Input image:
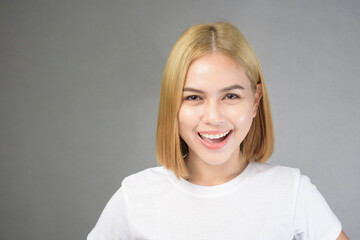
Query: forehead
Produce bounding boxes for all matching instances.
[184,53,250,89]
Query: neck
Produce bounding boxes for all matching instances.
[184,151,248,186]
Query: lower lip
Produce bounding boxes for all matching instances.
[197,131,232,150]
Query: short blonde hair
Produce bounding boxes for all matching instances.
[156,22,274,179]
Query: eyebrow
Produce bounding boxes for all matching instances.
[183,84,244,93]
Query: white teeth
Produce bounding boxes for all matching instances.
[199,130,230,139]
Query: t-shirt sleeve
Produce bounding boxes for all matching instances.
[293,175,342,240]
[87,186,134,240]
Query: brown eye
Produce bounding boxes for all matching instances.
[185,95,202,101]
[224,93,240,100]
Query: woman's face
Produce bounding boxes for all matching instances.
[178,53,262,166]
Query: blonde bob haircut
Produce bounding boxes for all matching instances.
[156,22,274,179]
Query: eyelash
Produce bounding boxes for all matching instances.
[184,95,202,101]
[184,93,240,101]
[224,93,240,100]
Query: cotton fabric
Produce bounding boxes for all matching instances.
[88,161,341,240]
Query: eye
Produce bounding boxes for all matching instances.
[184,95,202,101]
[224,93,240,100]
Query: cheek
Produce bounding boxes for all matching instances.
[226,104,254,127]
[178,105,199,134]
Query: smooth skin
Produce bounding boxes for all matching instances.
[337,231,350,240]
[178,53,261,186]
[178,53,349,239]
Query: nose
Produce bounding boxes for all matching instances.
[202,100,225,125]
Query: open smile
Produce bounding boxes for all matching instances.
[197,130,232,150]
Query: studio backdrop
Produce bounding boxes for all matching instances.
[0,0,359,239]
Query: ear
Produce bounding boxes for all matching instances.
[253,83,263,118]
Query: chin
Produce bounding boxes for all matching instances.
[197,152,232,166]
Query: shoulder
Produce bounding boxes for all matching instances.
[122,166,168,184]
[121,166,171,196]
[251,161,302,184]
[248,161,305,202]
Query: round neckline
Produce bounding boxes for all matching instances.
[167,160,258,198]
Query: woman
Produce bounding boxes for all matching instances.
[88,22,349,239]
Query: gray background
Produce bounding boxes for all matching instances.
[0,0,359,239]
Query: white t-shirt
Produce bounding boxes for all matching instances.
[87,161,342,240]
